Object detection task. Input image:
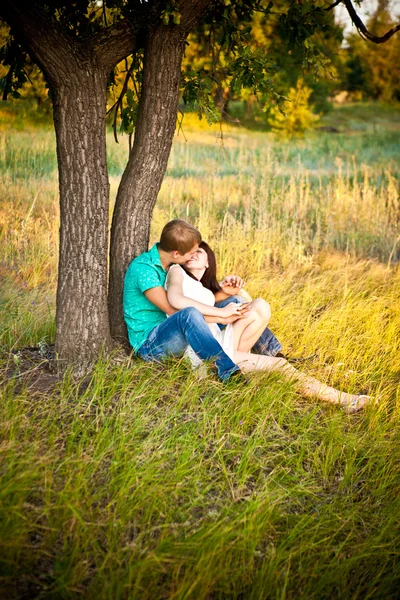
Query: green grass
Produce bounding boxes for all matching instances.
[1,356,399,599]
[1,100,400,598]
[320,102,400,133]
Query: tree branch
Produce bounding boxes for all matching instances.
[325,0,343,11]
[107,60,136,144]
[0,1,140,85]
[92,18,139,73]
[0,1,84,85]
[178,0,214,34]
[342,0,400,44]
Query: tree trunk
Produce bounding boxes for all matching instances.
[109,25,186,343]
[53,69,114,365]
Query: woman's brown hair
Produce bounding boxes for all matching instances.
[183,241,222,293]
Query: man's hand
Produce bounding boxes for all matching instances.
[219,302,251,323]
[219,302,245,318]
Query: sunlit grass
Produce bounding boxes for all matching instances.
[1,102,400,598]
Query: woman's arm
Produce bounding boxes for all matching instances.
[166,267,242,318]
[214,286,252,303]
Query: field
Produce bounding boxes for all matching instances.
[1,101,400,599]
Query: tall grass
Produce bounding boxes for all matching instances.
[1,102,400,598]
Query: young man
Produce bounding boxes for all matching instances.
[123,219,243,382]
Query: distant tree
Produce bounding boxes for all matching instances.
[342,0,400,101]
[0,0,399,368]
[344,52,367,96]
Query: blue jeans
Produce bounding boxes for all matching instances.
[137,307,240,382]
[215,296,282,356]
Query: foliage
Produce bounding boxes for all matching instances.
[180,0,344,124]
[268,81,319,137]
[0,24,28,100]
[181,70,222,124]
[0,1,349,134]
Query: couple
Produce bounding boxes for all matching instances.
[123,219,371,412]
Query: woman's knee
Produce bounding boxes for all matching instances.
[252,298,271,323]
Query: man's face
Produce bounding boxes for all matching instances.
[172,244,199,264]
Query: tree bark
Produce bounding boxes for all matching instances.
[109,25,186,343]
[1,0,213,359]
[53,68,114,365]
[0,1,138,366]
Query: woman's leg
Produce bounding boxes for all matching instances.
[232,299,271,352]
[233,351,371,411]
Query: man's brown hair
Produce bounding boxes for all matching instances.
[159,219,201,254]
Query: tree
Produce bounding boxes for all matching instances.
[344,0,400,102]
[1,0,211,366]
[0,0,399,368]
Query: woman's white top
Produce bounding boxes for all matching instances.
[165,264,234,368]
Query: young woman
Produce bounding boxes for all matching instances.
[166,241,373,413]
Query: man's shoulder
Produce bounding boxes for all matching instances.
[125,246,166,292]
[126,249,152,274]
[128,245,162,270]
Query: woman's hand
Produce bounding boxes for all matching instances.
[220,275,245,289]
[219,276,253,301]
[219,302,251,318]
[220,283,243,296]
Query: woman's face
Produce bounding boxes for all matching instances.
[185,247,209,271]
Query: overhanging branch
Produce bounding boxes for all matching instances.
[178,0,214,33]
[0,1,84,84]
[326,0,343,11]
[342,0,400,44]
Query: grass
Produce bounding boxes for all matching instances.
[0,100,400,598]
[1,358,399,598]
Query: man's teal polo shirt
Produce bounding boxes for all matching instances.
[123,243,168,352]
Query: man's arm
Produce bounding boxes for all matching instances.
[144,287,177,316]
[204,314,244,324]
[144,287,246,323]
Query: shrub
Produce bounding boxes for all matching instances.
[269,81,320,137]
